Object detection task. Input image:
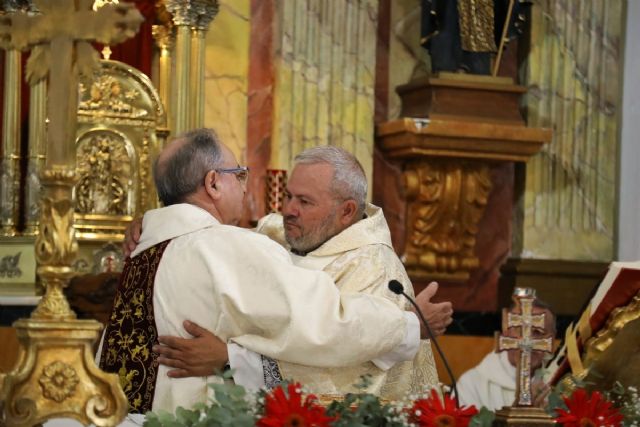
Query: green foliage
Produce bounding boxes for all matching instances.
[144,379,256,427]
[606,382,640,427]
[468,407,495,427]
[325,392,407,427]
[144,372,639,427]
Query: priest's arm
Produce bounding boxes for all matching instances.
[179,231,419,369]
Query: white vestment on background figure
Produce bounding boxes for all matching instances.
[97,203,418,414]
[230,204,439,400]
[457,351,516,411]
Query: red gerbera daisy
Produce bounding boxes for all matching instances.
[409,389,478,427]
[555,388,623,427]
[257,383,334,427]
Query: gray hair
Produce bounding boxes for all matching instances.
[153,128,223,206]
[294,146,367,215]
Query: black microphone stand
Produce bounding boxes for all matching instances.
[388,280,460,407]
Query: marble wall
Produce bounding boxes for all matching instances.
[270,0,380,193]
[519,0,625,261]
[203,0,250,163]
[385,0,429,121]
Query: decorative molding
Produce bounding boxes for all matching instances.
[402,159,492,282]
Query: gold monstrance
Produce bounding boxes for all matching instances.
[493,287,555,426]
[0,1,142,425]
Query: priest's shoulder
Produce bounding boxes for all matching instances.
[196,223,290,258]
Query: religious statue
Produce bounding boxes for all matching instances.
[420,0,531,75]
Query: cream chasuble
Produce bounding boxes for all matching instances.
[108,203,411,413]
[256,204,440,400]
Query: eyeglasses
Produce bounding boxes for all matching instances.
[215,166,249,184]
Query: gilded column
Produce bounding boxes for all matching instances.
[165,1,194,134]
[190,0,218,129]
[0,49,21,236]
[165,0,218,134]
[152,23,174,131]
[24,80,47,235]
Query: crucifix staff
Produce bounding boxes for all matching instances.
[0,1,142,425]
[497,287,553,407]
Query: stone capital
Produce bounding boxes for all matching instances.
[164,0,218,29]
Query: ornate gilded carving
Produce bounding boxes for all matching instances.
[2,318,128,426]
[76,132,132,216]
[583,294,640,366]
[73,59,166,247]
[164,0,218,28]
[39,361,79,403]
[79,75,147,117]
[402,159,492,282]
[457,0,497,52]
[35,189,78,267]
[191,0,219,31]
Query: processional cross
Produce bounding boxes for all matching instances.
[0,1,142,426]
[497,287,553,407]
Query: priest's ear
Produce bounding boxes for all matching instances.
[338,199,358,226]
[204,170,222,200]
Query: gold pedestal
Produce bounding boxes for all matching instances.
[1,318,127,427]
[493,406,555,427]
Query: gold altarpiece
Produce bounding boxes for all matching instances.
[73,59,168,272]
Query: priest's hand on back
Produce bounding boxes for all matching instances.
[152,320,228,378]
[123,216,142,257]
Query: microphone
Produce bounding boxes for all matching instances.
[388,279,459,407]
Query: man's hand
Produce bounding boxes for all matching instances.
[153,320,229,378]
[123,217,143,257]
[414,282,453,338]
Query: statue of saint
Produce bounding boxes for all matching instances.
[420,0,530,75]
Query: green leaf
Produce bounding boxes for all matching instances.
[469,407,496,427]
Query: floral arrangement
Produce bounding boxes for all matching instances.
[144,374,639,427]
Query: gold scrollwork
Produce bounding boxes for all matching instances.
[39,361,80,403]
[35,197,78,267]
[402,159,492,282]
[583,294,640,365]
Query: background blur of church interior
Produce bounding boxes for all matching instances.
[0,0,639,424]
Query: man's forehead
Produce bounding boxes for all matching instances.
[287,163,334,195]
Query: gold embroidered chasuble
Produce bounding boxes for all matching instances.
[256,204,440,400]
[99,239,172,413]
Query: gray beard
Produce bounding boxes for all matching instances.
[284,211,340,255]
